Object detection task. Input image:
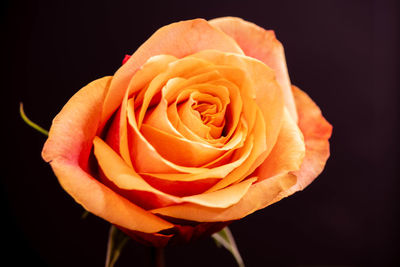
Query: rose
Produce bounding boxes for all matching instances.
[42,17,332,247]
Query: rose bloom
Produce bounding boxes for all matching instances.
[42,17,332,247]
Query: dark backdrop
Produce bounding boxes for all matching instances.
[2,0,399,266]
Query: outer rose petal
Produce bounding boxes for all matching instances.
[94,136,257,209]
[42,77,174,233]
[120,221,229,247]
[210,17,298,122]
[254,108,305,180]
[151,173,296,222]
[284,86,332,195]
[100,19,244,130]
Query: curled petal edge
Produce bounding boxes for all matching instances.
[42,77,174,233]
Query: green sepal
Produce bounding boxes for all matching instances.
[212,227,245,267]
[105,225,130,267]
[19,102,49,136]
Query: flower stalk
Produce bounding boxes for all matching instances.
[151,247,165,267]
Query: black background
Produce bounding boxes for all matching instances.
[2,0,399,266]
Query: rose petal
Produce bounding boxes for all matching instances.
[95,136,249,208]
[136,57,213,129]
[284,85,332,194]
[117,55,177,167]
[205,108,266,191]
[140,134,254,181]
[100,19,244,130]
[140,123,226,166]
[210,17,298,122]
[127,95,254,184]
[42,77,174,233]
[177,92,213,139]
[142,176,220,197]
[144,70,226,141]
[254,108,305,180]
[93,136,181,203]
[190,50,284,158]
[42,76,111,166]
[181,177,257,208]
[151,172,296,222]
[188,50,285,191]
[123,56,252,174]
[126,98,210,174]
[166,77,244,147]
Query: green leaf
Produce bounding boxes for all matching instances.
[19,102,49,136]
[212,227,245,267]
[105,225,130,267]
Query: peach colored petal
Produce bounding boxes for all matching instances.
[140,134,254,181]
[123,56,251,175]
[176,86,229,139]
[104,106,122,153]
[143,70,227,141]
[140,123,225,166]
[94,136,251,209]
[284,85,332,195]
[42,76,111,166]
[210,17,298,122]
[203,77,244,143]
[116,55,177,167]
[194,64,258,135]
[178,50,285,191]
[126,98,210,174]
[191,120,247,170]
[142,176,219,197]
[160,67,244,147]
[136,57,213,129]
[254,108,305,181]
[167,88,237,147]
[144,97,182,138]
[124,55,178,98]
[42,77,173,233]
[127,94,252,184]
[177,92,211,139]
[189,50,284,157]
[100,19,244,130]
[181,177,257,208]
[151,173,296,222]
[162,68,223,104]
[93,136,180,202]
[205,108,266,192]
[145,86,236,152]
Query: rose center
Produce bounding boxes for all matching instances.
[175,91,227,139]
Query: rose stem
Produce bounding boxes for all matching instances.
[150,247,165,267]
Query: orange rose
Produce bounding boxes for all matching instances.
[42,17,332,247]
